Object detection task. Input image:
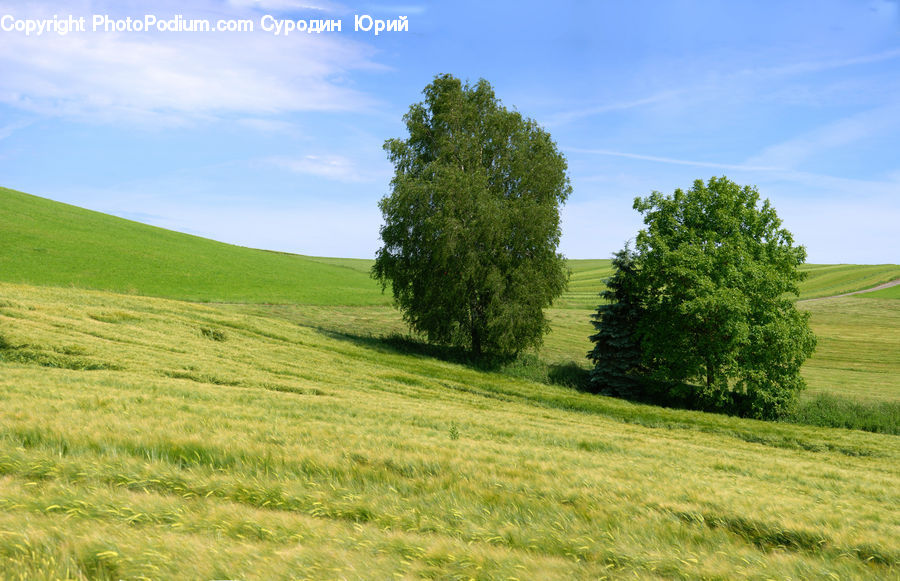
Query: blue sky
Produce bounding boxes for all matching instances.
[1,0,898,263]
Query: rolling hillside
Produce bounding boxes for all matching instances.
[798,264,900,300]
[3,187,898,306]
[0,187,387,305]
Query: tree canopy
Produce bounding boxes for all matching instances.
[589,177,816,419]
[373,74,571,357]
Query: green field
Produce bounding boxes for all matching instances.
[1,187,898,578]
[798,298,900,402]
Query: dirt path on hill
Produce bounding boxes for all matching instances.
[800,278,900,302]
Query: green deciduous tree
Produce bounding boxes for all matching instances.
[589,177,816,419]
[373,74,571,358]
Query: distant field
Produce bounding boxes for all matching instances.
[556,259,614,309]
[238,298,900,408]
[799,297,900,402]
[0,282,897,579]
[563,261,900,307]
[798,263,900,299]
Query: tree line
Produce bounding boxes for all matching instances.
[373,74,816,420]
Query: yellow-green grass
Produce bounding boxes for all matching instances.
[233,296,900,407]
[0,187,387,305]
[2,282,896,579]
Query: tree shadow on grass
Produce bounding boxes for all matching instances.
[313,327,753,416]
[547,361,591,390]
[314,328,592,391]
[316,328,481,364]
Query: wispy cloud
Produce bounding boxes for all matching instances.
[0,120,32,140]
[366,5,427,15]
[550,44,900,130]
[559,166,900,263]
[736,47,900,79]
[756,174,900,263]
[744,103,900,170]
[235,117,300,134]
[546,90,681,127]
[760,169,900,200]
[568,148,781,172]
[269,153,388,182]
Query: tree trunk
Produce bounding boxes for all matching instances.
[471,326,482,358]
[470,295,484,358]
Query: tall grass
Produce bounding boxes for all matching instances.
[787,393,900,434]
[0,282,897,579]
[232,295,900,435]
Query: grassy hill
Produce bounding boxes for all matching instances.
[0,187,387,305]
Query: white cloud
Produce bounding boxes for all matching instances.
[560,198,644,259]
[0,1,383,125]
[769,193,900,264]
[759,169,900,201]
[722,169,900,264]
[548,45,900,133]
[365,5,427,16]
[734,47,900,80]
[206,204,383,258]
[560,170,900,264]
[559,153,900,263]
